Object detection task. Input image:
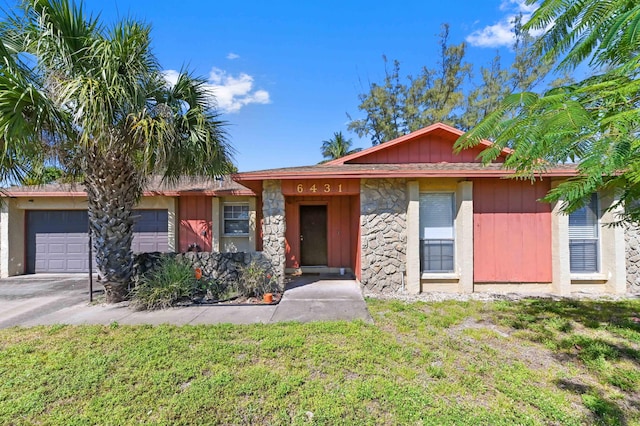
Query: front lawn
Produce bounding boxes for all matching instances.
[1,298,639,425]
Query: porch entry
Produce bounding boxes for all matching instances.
[299,205,328,265]
[281,186,359,276]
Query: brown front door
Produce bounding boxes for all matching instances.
[300,205,328,266]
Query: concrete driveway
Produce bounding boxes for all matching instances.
[0,274,98,328]
[0,274,372,328]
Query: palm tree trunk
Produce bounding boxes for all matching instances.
[83,148,142,303]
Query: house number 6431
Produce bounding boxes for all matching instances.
[296,183,343,193]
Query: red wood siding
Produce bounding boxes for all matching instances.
[473,179,552,283]
[349,133,504,164]
[178,196,212,252]
[284,195,358,270]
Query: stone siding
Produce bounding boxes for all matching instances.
[262,180,286,288]
[133,251,271,288]
[360,178,407,292]
[625,224,640,293]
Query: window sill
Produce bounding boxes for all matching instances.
[223,234,249,238]
[570,273,607,282]
[421,272,459,280]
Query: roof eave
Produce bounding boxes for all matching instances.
[233,169,578,180]
[3,189,256,198]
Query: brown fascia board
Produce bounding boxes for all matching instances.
[233,168,578,180]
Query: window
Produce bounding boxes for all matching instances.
[569,194,599,273]
[223,204,249,235]
[419,193,455,272]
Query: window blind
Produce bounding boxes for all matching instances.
[419,193,454,240]
[568,195,598,239]
[569,194,599,273]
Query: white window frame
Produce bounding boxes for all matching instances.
[223,203,250,236]
[419,192,456,273]
[568,193,600,273]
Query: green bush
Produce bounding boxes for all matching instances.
[194,278,236,301]
[237,261,278,298]
[130,256,197,310]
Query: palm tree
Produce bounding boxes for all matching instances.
[320,131,361,161]
[0,0,234,302]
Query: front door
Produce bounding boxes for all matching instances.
[300,205,327,266]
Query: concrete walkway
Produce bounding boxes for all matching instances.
[0,274,372,328]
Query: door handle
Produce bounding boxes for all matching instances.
[300,234,304,241]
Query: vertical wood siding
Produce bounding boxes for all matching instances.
[473,179,552,283]
[285,195,358,270]
[178,196,212,252]
[348,133,505,164]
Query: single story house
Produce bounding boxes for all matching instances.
[234,123,629,296]
[0,177,258,276]
[2,123,637,295]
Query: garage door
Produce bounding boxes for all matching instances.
[26,209,169,273]
[26,211,90,273]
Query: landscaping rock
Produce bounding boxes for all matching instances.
[132,251,272,290]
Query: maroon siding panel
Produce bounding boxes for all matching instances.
[178,196,212,252]
[473,179,552,283]
[349,134,504,164]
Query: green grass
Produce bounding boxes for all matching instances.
[1,298,639,425]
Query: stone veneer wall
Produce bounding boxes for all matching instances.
[133,251,271,288]
[625,224,640,293]
[262,180,286,288]
[360,178,407,292]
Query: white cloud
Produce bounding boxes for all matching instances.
[466,1,543,48]
[466,20,516,48]
[206,68,271,113]
[226,52,240,60]
[162,67,271,114]
[162,69,180,87]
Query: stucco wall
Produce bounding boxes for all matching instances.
[1,200,25,277]
[360,178,407,292]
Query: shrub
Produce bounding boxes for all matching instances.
[194,278,236,302]
[237,261,278,298]
[130,256,197,310]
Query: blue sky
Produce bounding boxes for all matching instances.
[78,0,540,171]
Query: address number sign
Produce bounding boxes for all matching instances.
[281,179,359,196]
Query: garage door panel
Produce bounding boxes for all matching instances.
[131,210,169,253]
[66,259,86,269]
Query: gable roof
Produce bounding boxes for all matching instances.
[233,123,575,191]
[325,122,512,165]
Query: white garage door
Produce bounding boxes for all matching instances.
[26,209,169,273]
